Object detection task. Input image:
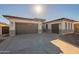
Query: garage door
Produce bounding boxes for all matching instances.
[51,24,59,34]
[15,22,38,35]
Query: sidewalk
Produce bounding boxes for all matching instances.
[51,39,79,54]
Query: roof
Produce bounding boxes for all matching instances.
[3,15,45,22]
[45,18,77,23]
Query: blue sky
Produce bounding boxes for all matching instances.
[0,4,79,24]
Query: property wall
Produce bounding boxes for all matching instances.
[6,17,43,36]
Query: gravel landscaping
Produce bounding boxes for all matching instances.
[59,33,79,47]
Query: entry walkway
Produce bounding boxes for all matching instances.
[51,39,79,54]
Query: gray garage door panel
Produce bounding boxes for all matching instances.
[51,24,59,34]
[15,22,38,34]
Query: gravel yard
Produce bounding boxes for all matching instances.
[59,33,79,47]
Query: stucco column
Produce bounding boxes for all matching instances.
[9,21,16,36]
[61,21,65,34]
[0,27,2,35]
[61,21,65,30]
[48,24,52,32]
[72,23,74,32]
[38,23,42,33]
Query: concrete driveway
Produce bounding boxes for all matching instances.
[0,33,62,54]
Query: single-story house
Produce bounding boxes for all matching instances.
[0,22,9,35]
[3,15,45,36]
[43,18,79,34]
[3,15,79,36]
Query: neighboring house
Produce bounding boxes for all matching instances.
[74,22,79,33]
[43,18,79,34]
[0,22,9,35]
[3,15,45,36]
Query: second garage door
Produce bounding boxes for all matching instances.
[15,22,38,35]
[51,24,59,34]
